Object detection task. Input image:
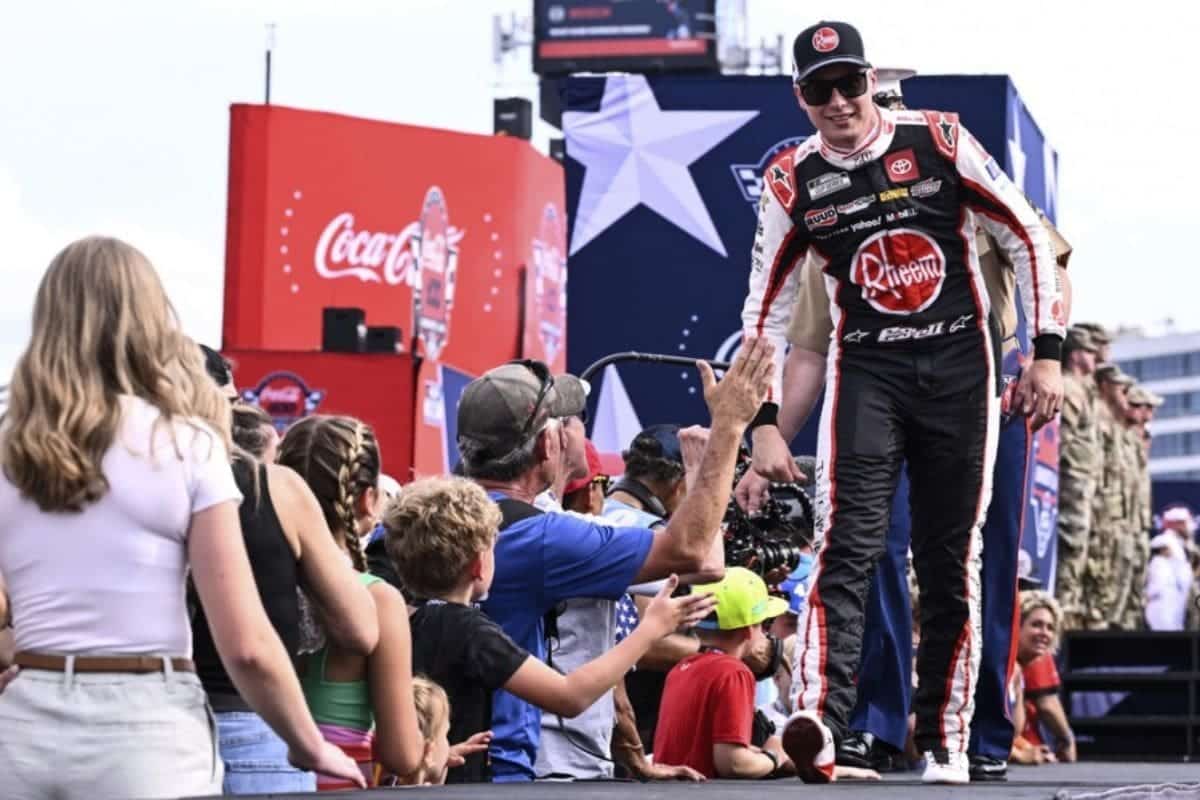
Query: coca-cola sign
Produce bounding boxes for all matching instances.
[241,371,326,431]
[313,197,464,289]
[223,104,564,374]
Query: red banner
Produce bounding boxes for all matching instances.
[223,104,567,376]
[225,350,416,483]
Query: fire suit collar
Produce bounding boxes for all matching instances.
[818,106,896,170]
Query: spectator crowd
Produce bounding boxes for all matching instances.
[0,231,1193,797]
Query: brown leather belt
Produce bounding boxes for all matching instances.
[14,652,196,674]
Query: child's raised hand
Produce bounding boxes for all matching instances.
[641,575,717,637]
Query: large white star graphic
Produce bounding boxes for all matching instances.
[1007,97,1027,193]
[564,74,758,257]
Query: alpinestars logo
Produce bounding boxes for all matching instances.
[937,117,957,150]
[730,136,807,207]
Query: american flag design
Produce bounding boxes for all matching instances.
[614,593,640,644]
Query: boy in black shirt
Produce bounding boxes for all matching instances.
[383,476,715,783]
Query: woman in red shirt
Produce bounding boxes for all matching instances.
[1010,591,1077,764]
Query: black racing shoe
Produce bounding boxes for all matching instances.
[836,730,875,769]
[968,754,1009,782]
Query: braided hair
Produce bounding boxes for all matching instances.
[277,415,380,573]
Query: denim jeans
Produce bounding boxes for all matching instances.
[216,711,316,794]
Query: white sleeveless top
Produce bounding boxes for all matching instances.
[0,395,240,656]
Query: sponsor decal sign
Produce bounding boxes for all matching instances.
[884,147,920,182]
[850,228,947,315]
[807,171,851,201]
[241,371,326,432]
[804,205,838,230]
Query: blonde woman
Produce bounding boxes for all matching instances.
[0,237,365,800]
[277,415,424,789]
[1010,591,1076,764]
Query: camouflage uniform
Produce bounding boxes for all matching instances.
[1115,384,1153,629]
[1112,422,1149,628]
[1081,365,1135,630]
[1056,368,1099,630]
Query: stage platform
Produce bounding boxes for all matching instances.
[195,763,1200,799]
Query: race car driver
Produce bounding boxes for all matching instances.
[737,70,1074,783]
[739,20,1065,785]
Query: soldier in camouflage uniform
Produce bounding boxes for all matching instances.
[1055,327,1101,630]
[1073,322,1112,364]
[1113,385,1155,628]
[1082,363,1135,630]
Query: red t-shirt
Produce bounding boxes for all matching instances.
[653,650,756,779]
[1021,653,1060,746]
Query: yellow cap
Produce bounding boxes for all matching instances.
[693,567,790,631]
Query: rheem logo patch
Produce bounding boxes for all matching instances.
[812,27,840,53]
[850,229,947,315]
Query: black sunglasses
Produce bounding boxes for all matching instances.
[799,71,869,106]
[509,359,556,439]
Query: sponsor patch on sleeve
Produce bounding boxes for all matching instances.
[922,110,959,161]
[985,157,1007,182]
[765,155,797,211]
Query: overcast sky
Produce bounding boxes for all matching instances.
[2,0,1196,378]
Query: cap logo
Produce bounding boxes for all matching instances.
[812,27,840,53]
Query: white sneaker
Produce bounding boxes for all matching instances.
[781,710,836,783]
[922,749,970,784]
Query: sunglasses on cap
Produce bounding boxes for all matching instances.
[508,359,556,440]
[799,70,869,106]
[591,474,611,493]
[873,91,904,110]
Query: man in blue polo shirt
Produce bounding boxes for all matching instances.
[454,339,774,781]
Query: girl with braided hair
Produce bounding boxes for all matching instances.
[278,415,424,789]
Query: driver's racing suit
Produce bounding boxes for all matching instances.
[740,105,1065,757]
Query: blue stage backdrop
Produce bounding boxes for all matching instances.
[563,72,1063,583]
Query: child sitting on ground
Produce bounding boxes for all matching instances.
[653,567,793,779]
[382,476,716,783]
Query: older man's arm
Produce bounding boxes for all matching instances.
[633,339,773,584]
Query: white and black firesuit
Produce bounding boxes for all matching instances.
[741,105,1065,757]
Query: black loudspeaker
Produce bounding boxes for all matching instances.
[322,307,365,353]
[494,97,533,140]
[549,138,565,163]
[365,325,402,353]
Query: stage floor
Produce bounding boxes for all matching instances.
[198,763,1200,799]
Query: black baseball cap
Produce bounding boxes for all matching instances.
[793,21,871,83]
